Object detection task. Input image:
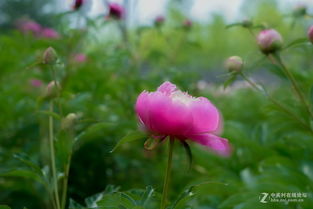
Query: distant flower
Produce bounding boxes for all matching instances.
[73,0,84,10]
[308,26,313,44]
[183,19,192,28]
[225,56,244,73]
[257,29,283,54]
[135,81,231,156]
[108,3,124,19]
[29,79,43,88]
[41,28,60,39]
[154,16,165,26]
[17,19,41,36]
[73,53,87,63]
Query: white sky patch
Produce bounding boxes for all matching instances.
[61,0,313,26]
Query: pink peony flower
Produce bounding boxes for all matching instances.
[29,79,43,88]
[308,26,313,44]
[17,20,42,36]
[108,3,124,19]
[135,81,231,156]
[73,53,87,63]
[41,28,60,39]
[183,19,192,28]
[73,0,84,10]
[154,16,165,26]
[257,29,283,54]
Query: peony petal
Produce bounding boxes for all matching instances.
[188,97,220,134]
[146,92,192,136]
[189,133,231,156]
[157,81,177,95]
[135,91,151,129]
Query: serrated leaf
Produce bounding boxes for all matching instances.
[110,131,147,153]
[0,169,46,186]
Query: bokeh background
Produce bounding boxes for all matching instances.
[1,0,313,208]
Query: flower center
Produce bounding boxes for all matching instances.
[170,91,197,105]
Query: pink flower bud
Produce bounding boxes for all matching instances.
[183,19,192,28]
[108,3,124,19]
[42,47,58,64]
[45,81,60,98]
[154,16,165,26]
[73,0,84,10]
[308,26,313,44]
[225,56,243,73]
[135,81,231,156]
[41,28,60,39]
[257,29,283,54]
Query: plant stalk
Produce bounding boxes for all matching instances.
[240,72,313,133]
[160,138,175,209]
[268,53,313,118]
[61,152,72,209]
[49,101,61,209]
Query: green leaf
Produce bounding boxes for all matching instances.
[13,153,43,177]
[283,37,308,50]
[223,74,237,89]
[0,206,11,209]
[0,169,46,186]
[97,192,135,208]
[139,186,155,207]
[68,199,85,209]
[37,110,61,120]
[110,131,147,153]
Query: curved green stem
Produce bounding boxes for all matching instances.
[160,138,175,209]
[268,53,313,119]
[49,101,61,209]
[61,152,72,209]
[240,72,313,133]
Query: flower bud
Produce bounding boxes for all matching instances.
[44,81,60,98]
[154,16,165,27]
[42,47,58,64]
[108,3,124,19]
[308,26,313,44]
[61,113,78,130]
[73,0,84,10]
[257,29,283,54]
[183,19,192,29]
[225,56,244,73]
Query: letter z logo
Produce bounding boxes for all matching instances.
[259,193,269,203]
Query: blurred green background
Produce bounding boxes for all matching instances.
[0,0,313,208]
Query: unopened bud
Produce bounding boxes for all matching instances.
[61,113,78,130]
[44,81,60,98]
[308,26,313,44]
[225,56,244,73]
[257,29,283,54]
[154,16,165,27]
[42,47,58,64]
